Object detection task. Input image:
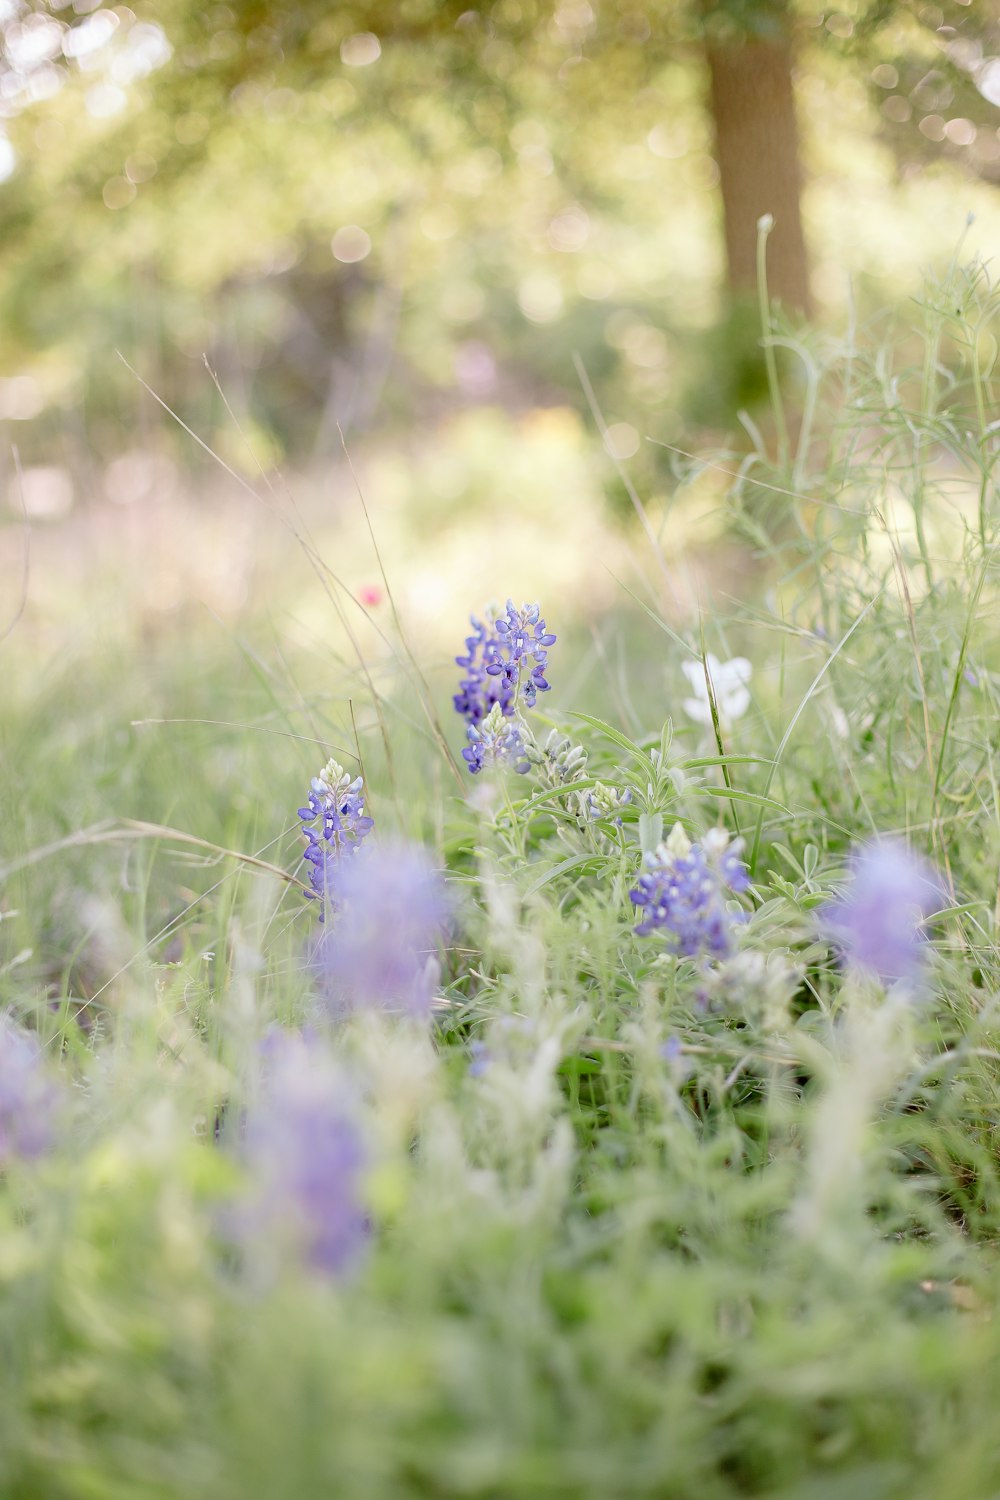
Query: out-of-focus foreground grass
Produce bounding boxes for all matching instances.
[2,256,1000,1499]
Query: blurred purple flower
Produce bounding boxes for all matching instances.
[468,1039,491,1077]
[0,1017,58,1167]
[314,841,450,1018]
[661,1035,695,1084]
[661,1035,683,1065]
[822,839,942,983]
[238,1030,368,1276]
[630,824,749,958]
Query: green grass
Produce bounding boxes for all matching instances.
[2,257,1000,1499]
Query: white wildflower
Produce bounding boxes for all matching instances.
[681,654,752,729]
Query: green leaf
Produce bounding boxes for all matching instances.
[570,713,650,766]
[638,811,663,855]
[521,778,602,810]
[693,786,790,812]
[522,853,606,897]
[677,755,774,771]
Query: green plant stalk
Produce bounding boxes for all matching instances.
[756,215,790,472]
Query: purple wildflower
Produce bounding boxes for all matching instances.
[462,702,531,777]
[468,1039,490,1077]
[630,824,750,958]
[298,757,375,912]
[454,615,510,724]
[489,600,556,709]
[238,1030,368,1276]
[454,599,556,729]
[661,1036,684,1065]
[0,1017,58,1167]
[314,841,450,1018]
[822,839,942,983]
[661,1034,695,1084]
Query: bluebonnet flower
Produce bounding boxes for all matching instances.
[585,781,632,824]
[468,1039,491,1077]
[660,1035,695,1084]
[822,839,942,984]
[0,1017,58,1167]
[454,615,511,724]
[462,702,531,777]
[297,757,374,910]
[454,599,556,729]
[314,841,450,1018]
[237,1030,368,1277]
[537,728,588,788]
[630,823,750,958]
[488,600,556,710]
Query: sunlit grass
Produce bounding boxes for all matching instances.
[2,257,1000,1498]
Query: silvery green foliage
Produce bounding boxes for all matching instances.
[584,781,632,824]
[536,727,588,789]
[705,950,803,1034]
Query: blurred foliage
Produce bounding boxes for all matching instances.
[0,0,996,477]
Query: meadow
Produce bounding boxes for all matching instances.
[2,253,1000,1500]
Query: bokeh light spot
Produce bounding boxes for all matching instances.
[604,422,640,460]
[341,32,381,67]
[871,64,898,89]
[882,95,912,123]
[102,174,136,209]
[945,117,976,146]
[331,225,372,263]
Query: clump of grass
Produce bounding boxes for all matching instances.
[1,256,1000,1499]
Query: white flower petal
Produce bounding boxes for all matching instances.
[682,696,713,725]
[681,659,707,692]
[720,686,751,722]
[715,656,752,691]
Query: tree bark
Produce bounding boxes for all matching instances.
[706,18,811,314]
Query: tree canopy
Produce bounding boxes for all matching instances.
[0,1,997,463]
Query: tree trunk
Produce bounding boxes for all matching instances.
[706,17,811,314]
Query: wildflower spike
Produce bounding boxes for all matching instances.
[630,822,749,958]
[454,599,556,730]
[297,757,374,911]
[462,701,531,776]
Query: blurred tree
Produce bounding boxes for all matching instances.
[0,0,996,469]
[841,0,1000,182]
[704,0,811,311]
